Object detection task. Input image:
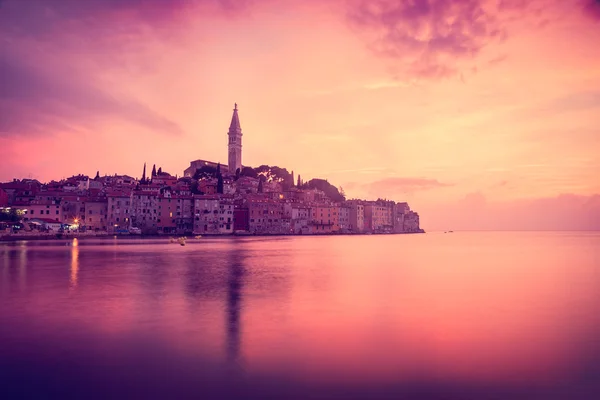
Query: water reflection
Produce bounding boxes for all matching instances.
[70,238,79,289]
[226,241,246,367]
[19,243,27,291]
[0,233,599,399]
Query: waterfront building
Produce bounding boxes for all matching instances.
[310,204,334,234]
[193,195,233,234]
[291,204,311,234]
[107,190,132,233]
[338,205,351,233]
[130,186,160,233]
[248,198,287,234]
[346,200,365,233]
[84,198,108,231]
[25,201,63,222]
[403,211,421,233]
[233,203,249,232]
[393,202,410,233]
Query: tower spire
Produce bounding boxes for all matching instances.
[229,103,241,133]
[228,103,243,174]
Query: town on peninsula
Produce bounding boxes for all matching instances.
[0,104,423,239]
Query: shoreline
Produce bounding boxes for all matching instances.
[0,230,425,242]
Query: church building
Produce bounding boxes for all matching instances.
[183,103,244,177]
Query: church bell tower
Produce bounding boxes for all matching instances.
[228,103,243,174]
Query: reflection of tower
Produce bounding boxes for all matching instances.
[227,103,243,174]
[226,245,245,365]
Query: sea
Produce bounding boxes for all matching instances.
[1,232,599,399]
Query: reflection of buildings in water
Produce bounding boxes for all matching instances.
[226,245,245,365]
[142,253,170,306]
[0,245,29,294]
[1,247,10,294]
[18,244,27,291]
[70,239,79,289]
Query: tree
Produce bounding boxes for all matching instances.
[216,162,221,175]
[94,171,100,180]
[217,174,224,194]
[297,174,301,187]
[158,167,162,175]
[240,166,258,179]
[141,162,147,184]
[152,164,157,177]
[235,168,241,180]
[305,178,345,202]
[193,165,217,180]
[339,186,346,198]
[258,177,264,193]
[291,171,295,187]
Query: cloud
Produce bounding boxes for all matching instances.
[419,192,600,231]
[346,0,506,79]
[365,177,452,195]
[0,0,246,39]
[583,0,600,20]
[0,52,183,137]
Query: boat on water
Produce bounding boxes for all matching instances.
[194,235,202,239]
[177,237,186,246]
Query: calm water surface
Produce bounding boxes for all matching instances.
[1,232,599,399]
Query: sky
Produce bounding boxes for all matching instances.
[1,0,599,230]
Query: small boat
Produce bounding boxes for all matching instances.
[169,237,175,243]
[178,237,186,246]
[194,235,202,239]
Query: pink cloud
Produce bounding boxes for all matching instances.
[419,193,600,231]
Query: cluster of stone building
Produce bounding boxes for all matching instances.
[0,103,422,236]
[0,174,421,235]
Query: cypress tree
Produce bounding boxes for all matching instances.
[258,178,263,193]
[152,164,157,177]
[217,174,224,194]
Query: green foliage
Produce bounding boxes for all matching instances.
[253,165,293,190]
[190,181,203,195]
[304,178,345,202]
[240,167,257,179]
[193,165,217,180]
[217,174,224,194]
